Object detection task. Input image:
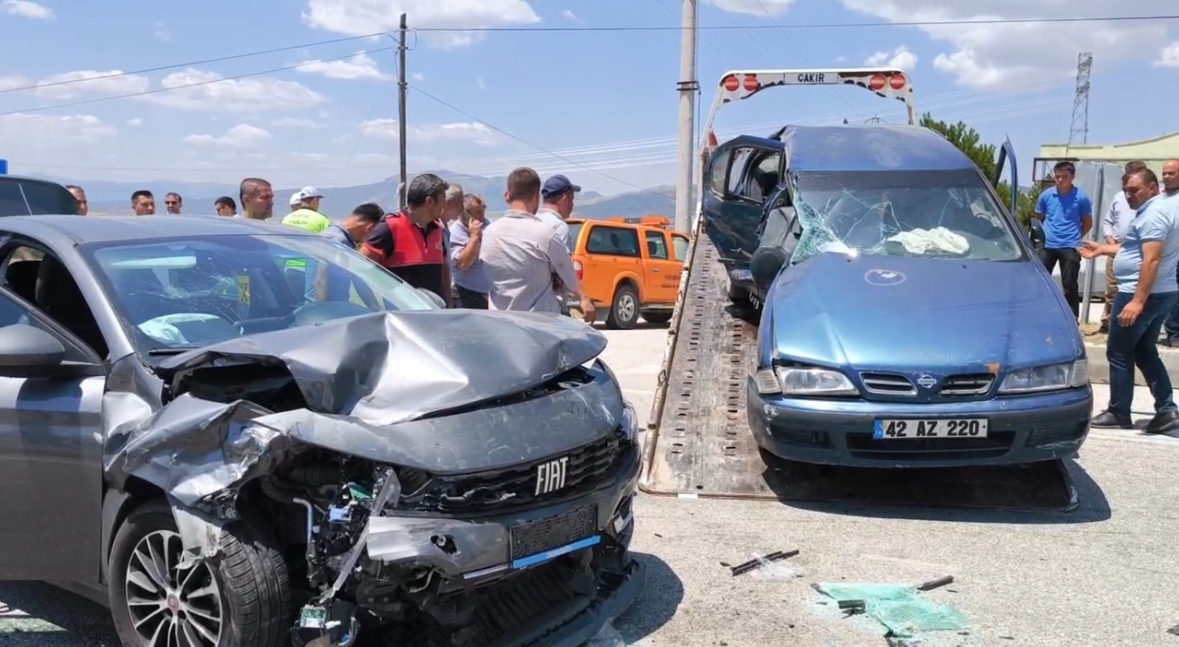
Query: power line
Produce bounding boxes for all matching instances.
[0,47,395,117]
[407,85,672,200]
[0,33,388,95]
[408,14,1179,32]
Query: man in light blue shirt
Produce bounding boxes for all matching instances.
[1156,160,1179,342]
[1098,160,1147,332]
[1082,167,1179,434]
[448,194,490,309]
[1035,161,1093,318]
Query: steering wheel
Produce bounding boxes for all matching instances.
[291,301,372,327]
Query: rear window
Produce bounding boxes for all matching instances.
[0,178,79,216]
[566,223,583,253]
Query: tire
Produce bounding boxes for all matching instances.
[606,283,640,330]
[727,279,745,305]
[642,311,673,324]
[108,500,292,647]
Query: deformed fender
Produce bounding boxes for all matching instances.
[169,496,229,569]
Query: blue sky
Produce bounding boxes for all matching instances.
[0,0,1177,197]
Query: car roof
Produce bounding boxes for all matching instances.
[781,124,977,173]
[0,215,315,246]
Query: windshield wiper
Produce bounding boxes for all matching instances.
[146,348,192,356]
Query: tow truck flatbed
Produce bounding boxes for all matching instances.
[639,67,1077,512]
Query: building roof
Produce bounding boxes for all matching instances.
[782,124,976,173]
[0,215,313,246]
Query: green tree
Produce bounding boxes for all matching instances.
[918,113,1039,229]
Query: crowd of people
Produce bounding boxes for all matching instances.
[1049,159,1179,433]
[63,168,599,323]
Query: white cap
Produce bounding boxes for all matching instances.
[299,185,323,199]
[289,190,303,206]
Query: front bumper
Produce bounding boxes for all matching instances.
[747,378,1093,468]
[360,440,644,646]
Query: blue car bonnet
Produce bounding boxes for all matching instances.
[761,252,1085,372]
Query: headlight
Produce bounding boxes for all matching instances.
[753,366,858,396]
[998,359,1089,394]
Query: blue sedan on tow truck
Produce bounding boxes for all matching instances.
[704,122,1093,468]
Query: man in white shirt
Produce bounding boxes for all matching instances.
[1100,161,1147,332]
[536,174,579,247]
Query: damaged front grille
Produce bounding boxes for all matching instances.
[396,434,628,515]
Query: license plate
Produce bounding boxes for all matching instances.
[873,418,988,439]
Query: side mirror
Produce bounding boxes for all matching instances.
[1028,219,1046,250]
[750,247,788,286]
[418,288,448,309]
[0,324,65,368]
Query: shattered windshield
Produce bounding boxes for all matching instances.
[789,169,1023,264]
[82,234,435,352]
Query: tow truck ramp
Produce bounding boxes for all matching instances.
[639,67,1078,512]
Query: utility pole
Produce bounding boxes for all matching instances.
[398,13,408,207]
[673,0,698,234]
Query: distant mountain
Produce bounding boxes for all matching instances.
[573,185,676,220]
[78,169,626,216]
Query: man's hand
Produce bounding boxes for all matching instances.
[469,217,483,238]
[1105,234,1116,245]
[1118,298,1144,327]
[1079,240,1106,259]
[579,295,597,324]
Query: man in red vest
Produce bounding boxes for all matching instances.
[361,173,453,305]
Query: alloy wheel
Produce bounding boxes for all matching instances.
[617,293,636,322]
[124,529,223,647]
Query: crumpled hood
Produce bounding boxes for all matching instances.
[762,252,1084,371]
[155,309,607,425]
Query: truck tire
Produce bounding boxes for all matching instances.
[108,499,292,647]
[606,284,640,330]
[642,312,673,324]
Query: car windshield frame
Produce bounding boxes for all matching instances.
[78,233,436,355]
[789,168,1028,264]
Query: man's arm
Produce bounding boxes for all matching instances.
[1132,209,1171,302]
[546,232,594,320]
[1102,195,1117,243]
[361,221,393,262]
[1079,193,1093,238]
[1034,191,1047,222]
[451,223,482,271]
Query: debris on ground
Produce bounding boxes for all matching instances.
[1167,624,1179,636]
[916,576,954,592]
[728,549,800,577]
[812,580,969,638]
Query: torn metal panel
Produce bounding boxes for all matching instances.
[154,310,608,425]
[169,496,227,569]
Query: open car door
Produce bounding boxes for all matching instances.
[701,136,784,267]
[992,137,1041,247]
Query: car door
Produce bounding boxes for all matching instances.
[992,137,1019,216]
[670,233,690,265]
[701,136,784,267]
[0,278,105,581]
[641,230,679,305]
[583,224,643,303]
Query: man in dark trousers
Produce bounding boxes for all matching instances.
[360,173,453,305]
[1034,160,1092,319]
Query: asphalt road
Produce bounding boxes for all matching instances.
[3,323,1178,647]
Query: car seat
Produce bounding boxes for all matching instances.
[35,254,108,357]
[5,260,40,303]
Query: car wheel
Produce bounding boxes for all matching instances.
[727,279,745,305]
[642,311,672,324]
[108,500,292,647]
[606,284,640,329]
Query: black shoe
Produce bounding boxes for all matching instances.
[1144,410,1179,434]
[1091,410,1133,429]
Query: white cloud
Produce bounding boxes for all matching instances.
[0,114,115,151]
[183,124,273,148]
[1156,42,1179,68]
[865,46,918,71]
[561,9,580,22]
[709,0,793,17]
[840,0,1171,89]
[302,0,541,49]
[361,118,501,145]
[271,117,321,128]
[297,53,391,80]
[153,23,170,41]
[476,78,486,90]
[1,0,52,19]
[138,68,326,112]
[126,118,142,126]
[411,72,425,82]
[0,75,28,91]
[33,70,150,99]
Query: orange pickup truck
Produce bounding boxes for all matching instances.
[565,216,690,329]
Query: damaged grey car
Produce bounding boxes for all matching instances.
[0,216,643,647]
